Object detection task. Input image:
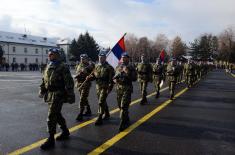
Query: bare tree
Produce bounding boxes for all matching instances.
[153,34,169,55]
[171,36,186,58]
[125,33,138,62]
[218,27,235,62]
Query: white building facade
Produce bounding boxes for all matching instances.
[0,31,70,65]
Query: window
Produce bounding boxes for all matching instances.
[13,46,16,52]
[24,58,28,64]
[13,57,16,63]
[35,58,38,63]
[46,49,48,54]
[24,48,27,53]
[35,48,38,54]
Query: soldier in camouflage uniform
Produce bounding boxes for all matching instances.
[113,52,137,131]
[39,48,75,150]
[87,51,115,126]
[152,58,164,98]
[166,58,178,100]
[136,54,152,104]
[184,59,195,88]
[177,61,184,84]
[74,54,95,121]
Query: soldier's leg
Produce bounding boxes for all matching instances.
[143,82,148,103]
[103,101,110,120]
[119,89,131,131]
[117,87,123,109]
[140,82,148,104]
[83,85,92,116]
[41,102,60,150]
[95,88,108,125]
[140,82,144,104]
[156,79,161,98]
[170,81,176,99]
[153,79,158,98]
[56,103,70,141]
[76,88,86,121]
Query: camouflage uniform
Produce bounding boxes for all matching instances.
[136,61,152,104]
[114,53,137,131]
[184,62,194,88]
[166,61,178,99]
[90,61,115,125]
[177,62,184,83]
[39,48,75,150]
[75,58,95,121]
[152,62,164,98]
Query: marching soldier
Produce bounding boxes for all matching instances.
[152,58,164,98]
[74,54,95,121]
[184,59,195,88]
[87,51,115,126]
[39,48,75,150]
[136,54,152,104]
[113,52,137,131]
[166,58,178,100]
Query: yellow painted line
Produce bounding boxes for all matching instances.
[88,88,189,155]
[8,87,168,155]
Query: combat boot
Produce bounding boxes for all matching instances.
[76,108,84,121]
[140,98,145,105]
[40,135,55,150]
[56,128,70,141]
[76,113,83,121]
[103,112,110,120]
[155,91,160,98]
[95,115,103,126]
[143,96,148,104]
[119,119,130,132]
[103,107,110,120]
[84,106,92,116]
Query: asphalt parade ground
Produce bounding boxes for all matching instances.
[0,70,235,155]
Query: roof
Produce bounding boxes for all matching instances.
[0,31,58,47]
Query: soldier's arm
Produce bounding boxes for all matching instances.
[108,66,115,92]
[39,77,46,98]
[62,65,75,103]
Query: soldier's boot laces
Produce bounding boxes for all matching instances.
[84,106,92,116]
[40,137,55,150]
[95,116,103,126]
[56,128,70,141]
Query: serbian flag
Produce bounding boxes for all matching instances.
[107,33,126,68]
[159,49,165,62]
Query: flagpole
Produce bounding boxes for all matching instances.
[106,33,127,57]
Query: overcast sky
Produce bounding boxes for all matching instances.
[0,0,234,47]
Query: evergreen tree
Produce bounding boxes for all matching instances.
[69,39,80,60]
[77,32,99,61]
[190,34,217,60]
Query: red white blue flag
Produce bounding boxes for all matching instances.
[107,33,126,68]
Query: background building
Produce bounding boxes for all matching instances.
[0,31,70,65]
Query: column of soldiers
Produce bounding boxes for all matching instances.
[39,48,212,150]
